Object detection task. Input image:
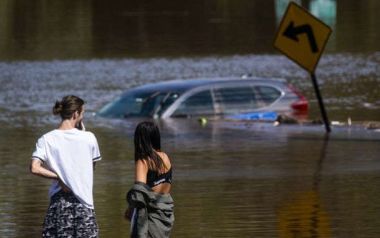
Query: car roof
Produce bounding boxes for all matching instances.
[129,77,288,94]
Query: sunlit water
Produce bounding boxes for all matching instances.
[0,54,379,237]
[1,118,380,237]
[0,53,379,126]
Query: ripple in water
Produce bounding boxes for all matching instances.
[0,53,379,126]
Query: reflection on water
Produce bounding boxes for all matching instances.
[276,0,337,28]
[278,134,331,238]
[1,120,380,237]
[310,0,336,27]
[0,0,379,60]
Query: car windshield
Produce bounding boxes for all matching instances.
[97,91,180,118]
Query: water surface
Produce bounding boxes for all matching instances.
[0,0,379,61]
[1,120,380,237]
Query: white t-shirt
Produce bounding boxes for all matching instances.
[32,128,101,208]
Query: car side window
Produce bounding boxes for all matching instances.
[254,86,281,105]
[155,93,180,116]
[140,93,167,117]
[172,90,214,117]
[215,86,258,114]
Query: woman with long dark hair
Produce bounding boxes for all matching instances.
[126,121,174,238]
[30,95,101,237]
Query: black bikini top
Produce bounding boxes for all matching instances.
[147,167,172,188]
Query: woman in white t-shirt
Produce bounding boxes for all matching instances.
[30,95,101,238]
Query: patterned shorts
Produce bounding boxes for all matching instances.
[42,191,99,238]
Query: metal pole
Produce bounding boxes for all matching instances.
[311,73,331,133]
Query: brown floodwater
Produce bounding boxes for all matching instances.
[1,120,380,237]
[0,0,379,60]
[0,0,379,237]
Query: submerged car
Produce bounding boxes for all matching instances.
[97,77,308,120]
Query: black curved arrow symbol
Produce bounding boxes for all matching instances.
[283,21,319,53]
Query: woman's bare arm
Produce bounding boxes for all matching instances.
[135,159,148,184]
[125,160,148,221]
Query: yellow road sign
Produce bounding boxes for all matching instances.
[274,2,332,73]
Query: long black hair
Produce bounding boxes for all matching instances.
[134,121,166,172]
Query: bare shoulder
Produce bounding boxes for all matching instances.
[157,151,172,169]
[136,159,148,166]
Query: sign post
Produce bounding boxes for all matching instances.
[311,73,331,132]
[274,2,332,132]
